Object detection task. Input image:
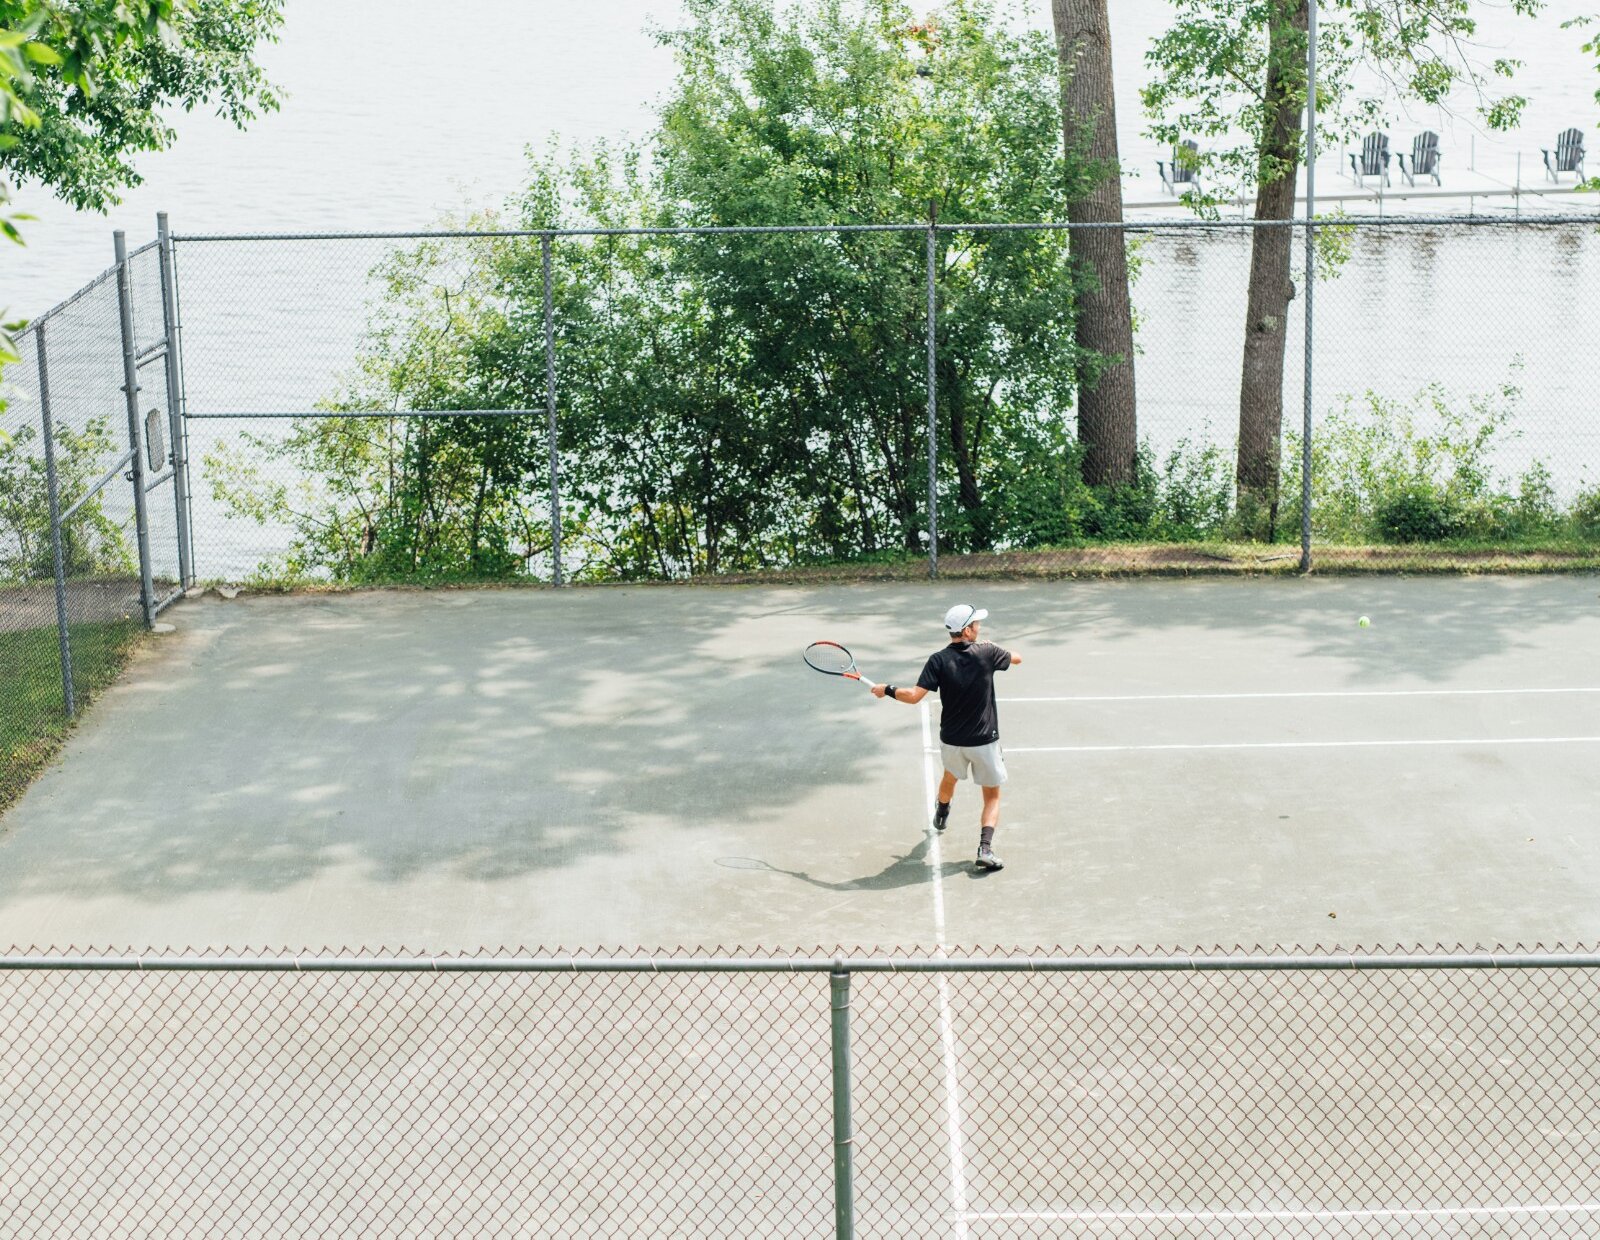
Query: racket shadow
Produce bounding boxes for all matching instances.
[717,835,968,892]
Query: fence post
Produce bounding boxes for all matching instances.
[1300,0,1317,573]
[543,233,563,587]
[113,230,157,628]
[925,202,939,580]
[829,961,855,1239]
[157,213,194,589]
[35,322,77,718]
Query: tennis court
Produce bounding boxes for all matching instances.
[2,574,1599,1234]
[1,574,1597,951]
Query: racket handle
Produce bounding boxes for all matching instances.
[860,677,878,691]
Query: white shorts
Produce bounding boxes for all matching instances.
[940,741,1008,787]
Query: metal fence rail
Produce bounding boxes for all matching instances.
[2,948,1599,1236]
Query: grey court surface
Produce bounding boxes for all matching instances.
[1,575,1596,952]
[5,576,1600,1237]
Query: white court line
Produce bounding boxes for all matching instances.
[920,699,969,1239]
[1003,687,1600,703]
[960,1203,1600,1224]
[1009,735,1600,754]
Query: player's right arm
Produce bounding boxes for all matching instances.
[873,654,941,703]
[872,684,930,703]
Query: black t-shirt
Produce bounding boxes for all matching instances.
[917,640,1013,747]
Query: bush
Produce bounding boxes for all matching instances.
[1374,483,1458,543]
[1572,485,1600,537]
[1284,371,1583,545]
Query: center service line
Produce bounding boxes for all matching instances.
[1008,736,1600,754]
[919,699,970,1240]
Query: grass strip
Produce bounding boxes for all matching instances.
[0,620,145,815]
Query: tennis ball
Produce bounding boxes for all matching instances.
[1358,616,1370,628]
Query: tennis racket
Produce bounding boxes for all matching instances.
[804,640,878,691]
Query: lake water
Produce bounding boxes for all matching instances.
[11,0,1600,317]
[6,1,1599,579]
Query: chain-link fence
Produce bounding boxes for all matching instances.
[2,947,1599,1236]
[0,225,190,808]
[161,215,1600,585]
[4,214,1599,804]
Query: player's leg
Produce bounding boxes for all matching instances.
[972,744,1008,871]
[980,784,1001,830]
[934,767,959,832]
[935,744,971,832]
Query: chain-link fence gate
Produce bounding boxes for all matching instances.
[2,948,1600,1236]
[1,219,193,807]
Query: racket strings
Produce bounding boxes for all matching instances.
[804,641,856,675]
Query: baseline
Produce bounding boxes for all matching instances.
[1002,687,1600,704]
[958,1203,1600,1225]
[1008,736,1600,754]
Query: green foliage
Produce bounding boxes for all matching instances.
[1143,1,1545,207]
[0,418,132,583]
[0,2,279,414]
[1572,484,1600,536]
[213,0,1101,581]
[0,0,283,212]
[1373,483,1457,543]
[655,0,1086,557]
[0,617,143,812]
[1570,14,1600,191]
[1283,374,1585,545]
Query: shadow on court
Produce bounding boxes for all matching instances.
[721,834,978,892]
[0,575,1594,948]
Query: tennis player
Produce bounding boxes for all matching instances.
[872,604,1019,871]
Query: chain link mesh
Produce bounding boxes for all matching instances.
[0,328,68,808]
[1,267,148,808]
[2,948,1599,1235]
[161,217,1600,585]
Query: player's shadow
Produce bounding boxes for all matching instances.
[758,834,968,892]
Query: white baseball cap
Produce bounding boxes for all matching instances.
[943,604,988,633]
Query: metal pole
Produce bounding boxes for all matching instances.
[925,202,939,579]
[543,234,563,587]
[35,322,77,717]
[829,963,855,1240]
[1300,0,1317,573]
[167,224,198,581]
[157,213,193,590]
[114,230,157,627]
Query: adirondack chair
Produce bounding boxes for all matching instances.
[1157,140,1201,195]
[1348,132,1391,187]
[1397,131,1442,187]
[1542,129,1586,182]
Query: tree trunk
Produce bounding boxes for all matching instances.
[1052,0,1137,487]
[1236,0,1308,536]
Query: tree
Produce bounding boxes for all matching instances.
[1050,0,1137,487]
[1144,0,1541,533]
[653,0,1091,553]
[0,0,283,212]
[0,0,282,420]
[1571,14,1600,190]
[215,0,1108,580]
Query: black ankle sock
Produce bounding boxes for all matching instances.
[936,800,950,812]
[980,826,995,847]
